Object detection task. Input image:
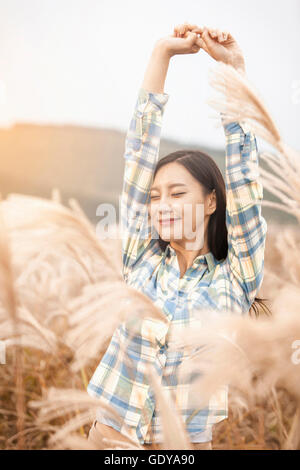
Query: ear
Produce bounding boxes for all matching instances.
[208,189,217,214]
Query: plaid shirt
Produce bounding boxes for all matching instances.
[87,87,267,445]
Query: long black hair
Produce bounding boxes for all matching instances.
[153,150,271,318]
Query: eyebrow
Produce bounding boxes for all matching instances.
[150,183,188,192]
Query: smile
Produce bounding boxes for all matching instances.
[159,218,181,226]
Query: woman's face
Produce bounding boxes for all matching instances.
[149,162,216,250]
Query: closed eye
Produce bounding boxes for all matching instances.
[150,192,186,199]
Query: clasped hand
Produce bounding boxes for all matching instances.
[158,22,245,72]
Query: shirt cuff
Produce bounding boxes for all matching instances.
[135,87,170,115]
[220,112,252,136]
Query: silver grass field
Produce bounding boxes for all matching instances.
[0,63,300,450]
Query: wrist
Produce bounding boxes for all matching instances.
[234,65,246,76]
[232,58,246,74]
[154,39,174,60]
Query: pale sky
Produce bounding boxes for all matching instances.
[0,0,299,150]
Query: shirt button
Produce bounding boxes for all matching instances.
[158,342,168,354]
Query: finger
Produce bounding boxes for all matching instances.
[176,24,185,35]
[216,29,224,42]
[185,31,197,43]
[174,25,181,37]
[222,30,229,41]
[178,27,186,37]
[176,22,200,36]
[219,29,231,42]
[196,37,209,54]
[225,31,234,41]
[219,31,225,42]
[220,31,228,42]
[202,27,217,47]
[208,28,217,39]
[186,31,201,50]
[191,26,204,35]
[174,24,184,36]
[183,22,199,32]
[208,28,225,43]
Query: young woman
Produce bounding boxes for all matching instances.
[87,23,269,451]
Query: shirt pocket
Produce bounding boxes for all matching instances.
[119,318,168,359]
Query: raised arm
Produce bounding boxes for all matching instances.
[190,24,267,306]
[176,24,267,307]
[223,119,267,306]
[121,44,171,282]
[121,30,203,281]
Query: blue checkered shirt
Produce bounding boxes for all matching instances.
[87,87,267,445]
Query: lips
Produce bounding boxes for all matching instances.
[159,217,181,225]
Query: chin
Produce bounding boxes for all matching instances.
[156,229,170,240]
[154,222,184,242]
[158,231,180,243]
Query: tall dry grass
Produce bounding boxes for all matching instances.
[0,190,168,449]
[1,62,300,450]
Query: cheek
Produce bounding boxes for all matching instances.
[180,201,205,232]
[192,201,205,227]
[181,197,204,219]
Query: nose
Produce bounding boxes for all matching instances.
[156,201,174,216]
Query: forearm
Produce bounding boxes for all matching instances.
[221,60,246,122]
[141,42,172,94]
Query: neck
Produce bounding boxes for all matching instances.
[170,238,210,275]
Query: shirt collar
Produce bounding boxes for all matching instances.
[165,243,216,273]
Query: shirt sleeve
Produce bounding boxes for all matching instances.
[222,116,268,307]
[121,87,170,281]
